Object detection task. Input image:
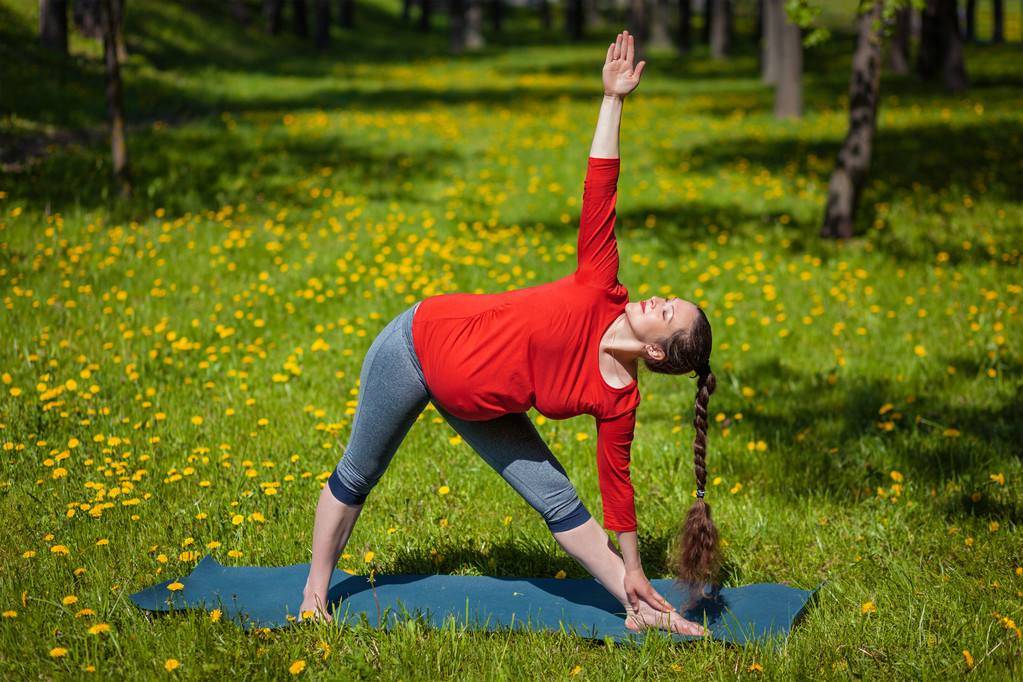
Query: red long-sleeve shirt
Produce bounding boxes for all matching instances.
[411,156,641,531]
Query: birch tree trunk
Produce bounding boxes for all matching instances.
[821,0,883,239]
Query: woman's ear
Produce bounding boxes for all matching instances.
[644,343,665,362]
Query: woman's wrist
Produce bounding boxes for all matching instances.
[603,92,624,101]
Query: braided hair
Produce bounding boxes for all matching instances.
[643,308,722,589]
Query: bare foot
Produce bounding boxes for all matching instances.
[625,599,707,636]
[298,591,333,623]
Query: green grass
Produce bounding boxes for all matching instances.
[2,0,1022,678]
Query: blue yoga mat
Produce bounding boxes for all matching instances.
[130,555,824,646]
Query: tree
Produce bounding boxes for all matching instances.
[628,0,650,63]
[315,0,330,48]
[917,0,967,92]
[710,0,731,59]
[992,0,1004,43]
[821,0,883,239]
[649,0,674,48]
[964,0,976,41]
[450,0,484,51]
[419,0,433,32]
[889,5,911,73]
[99,0,131,197]
[761,0,780,82]
[293,0,309,37]
[678,0,692,53]
[566,0,585,40]
[264,0,284,34]
[770,0,802,118]
[337,0,354,28]
[39,0,69,54]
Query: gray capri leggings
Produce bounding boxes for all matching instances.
[327,301,592,533]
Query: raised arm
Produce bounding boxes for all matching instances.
[590,30,646,159]
[576,32,646,291]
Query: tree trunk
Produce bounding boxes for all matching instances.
[917,0,967,92]
[265,0,284,34]
[73,0,102,39]
[761,0,779,83]
[584,0,603,30]
[292,0,309,37]
[466,0,484,48]
[754,0,763,44]
[701,0,712,44]
[111,0,127,62]
[964,0,976,41]
[678,0,691,53]
[538,0,552,31]
[628,0,649,63]
[710,0,729,59]
[337,0,354,28]
[450,0,466,51]
[231,0,251,25]
[491,0,503,32]
[100,0,131,197]
[419,0,432,32]
[992,0,1004,42]
[314,0,330,47]
[773,0,801,118]
[649,0,672,48]
[566,0,584,40]
[890,6,910,74]
[39,0,68,53]
[821,1,883,240]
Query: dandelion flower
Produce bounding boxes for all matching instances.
[165,658,180,672]
[49,647,68,658]
[860,601,876,615]
[167,582,184,592]
[289,660,306,675]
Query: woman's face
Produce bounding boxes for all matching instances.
[625,295,700,358]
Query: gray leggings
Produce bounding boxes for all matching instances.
[327,301,592,533]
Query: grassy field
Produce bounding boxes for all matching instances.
[2,0,1022,678]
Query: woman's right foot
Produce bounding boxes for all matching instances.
[625,599,707,636]
[298,591,333,623]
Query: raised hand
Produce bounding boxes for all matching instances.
[603,30,646,98]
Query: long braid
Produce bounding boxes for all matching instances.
[673,365,721,588]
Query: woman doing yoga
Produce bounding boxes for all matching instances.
[300,31,720,636]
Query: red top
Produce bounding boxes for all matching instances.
[411,156,641,531]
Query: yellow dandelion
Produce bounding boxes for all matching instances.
[210,609,222,622]
[729,482,742,494]
[748,662,764,672]
[190,416,203,426]
[943,428,961,437]
[989,473,1005,486]
[75,608,95,618]
[914,345,926,357]
[62,595,78,606]
[438,485,449,495]
[68,437,80,448]
[87,622,111,635]
[555,569,567,579]
[167,582,184,592]
[50,545,70,556]
[289,660,306,675]
[575,432,589,441]
[231,514,244,525]
[569,664,582,676]
[96,538,109,546]
[227,550,243,558]
[890,470,903,482]
[165,658,180,672]
[861,601,876,615]
[741,386,755,398]
[2,610,17,618]
[989,521,999,532]
[364,551,375,563]
[962,649,973,669]
[49,647,68,658]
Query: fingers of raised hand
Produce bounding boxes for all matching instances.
[626,33,635,66]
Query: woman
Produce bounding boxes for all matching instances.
[300,31,720,636]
